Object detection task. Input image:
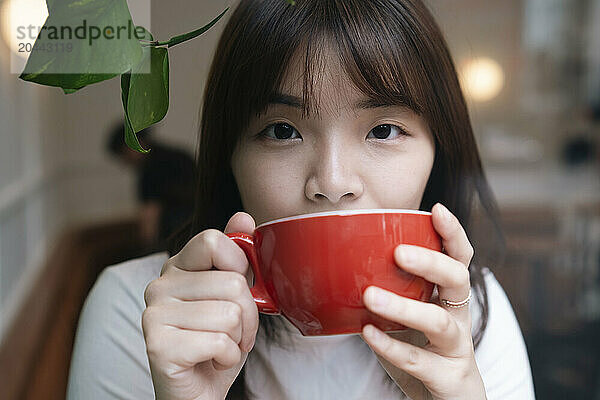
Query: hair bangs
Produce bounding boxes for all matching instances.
[330,0,427,115]
[247,0,430,124]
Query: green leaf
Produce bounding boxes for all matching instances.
[120,72,148,153]
[20,0,144,90]
[125,47,169,132]
[158,8,229,48]
[121,28,169,153]
[62,88,79,94]
[45,0,56,13]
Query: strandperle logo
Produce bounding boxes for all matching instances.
[6,0,151,74]
[17,19,146,47]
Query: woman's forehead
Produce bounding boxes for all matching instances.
[267,38,420,119]
[277,49,365,116]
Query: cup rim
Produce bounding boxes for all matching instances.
[256,208,432,229]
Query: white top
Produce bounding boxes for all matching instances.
[66,252,536,399]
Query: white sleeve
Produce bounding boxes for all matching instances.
[474,269,536,399]
[66,266,156,400]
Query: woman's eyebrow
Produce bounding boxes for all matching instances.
[269,93,303,108]
[269,92,405,110]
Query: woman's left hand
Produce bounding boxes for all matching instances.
[361,203,487,400]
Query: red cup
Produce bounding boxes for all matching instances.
[227,209,441,336]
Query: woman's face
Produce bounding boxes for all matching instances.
[231,48,435,226]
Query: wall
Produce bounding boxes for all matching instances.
[0,0,235,343]
[0,33,66,340]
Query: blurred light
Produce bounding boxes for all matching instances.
[1,0,49,59]
[460,57,505,102]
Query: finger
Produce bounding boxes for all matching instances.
[147,270,254,303]
[144,270,259,351]
[163,228,250,274]
[394,245,470,290]
[394,244,471,315]
[224,211,256,235]
[145,301,243,345]
[224,212,257,285]
[431,203,474,268]
[361,324,444,386]
[363,286,462,352]
[162,212,256,274]
[146,327,242,372]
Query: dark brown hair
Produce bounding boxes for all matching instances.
[168,0,504,396]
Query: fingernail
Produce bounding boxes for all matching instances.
[438,203,452,222]
[368,287,390,309]
[396,245,415,265]
[366,325,384,341]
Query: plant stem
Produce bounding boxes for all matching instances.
[140,8,229,49]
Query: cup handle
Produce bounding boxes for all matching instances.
[226,232,279,314]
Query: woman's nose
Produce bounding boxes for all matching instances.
[304,140,364,204]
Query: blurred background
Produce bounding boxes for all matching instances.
[0,0,599,399]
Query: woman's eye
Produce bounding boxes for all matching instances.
[366,124,407,140]
[262,123,301,140]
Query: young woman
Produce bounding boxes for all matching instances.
[67,0,535,399]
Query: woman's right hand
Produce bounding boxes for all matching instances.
[142,212,259,400]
